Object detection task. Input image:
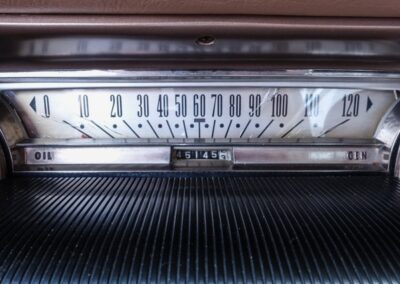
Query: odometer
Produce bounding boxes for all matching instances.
[9,87,395,140]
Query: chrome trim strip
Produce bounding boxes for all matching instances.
[233,146,387,171]
[0,71,400,96]
[0,69,400,79]
[16,138,382,147]
[2,81,400,91]
[5,38,400,59]
[0,70,400,90]
[20,146,171,166]
[12,144,388,172]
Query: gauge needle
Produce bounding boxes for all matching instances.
[62,120,92,138]
[281,119,304,138]
[319,119,350,137]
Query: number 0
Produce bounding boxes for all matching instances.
[43,95,50,118]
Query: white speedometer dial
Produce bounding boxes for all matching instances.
[9,88,396,139]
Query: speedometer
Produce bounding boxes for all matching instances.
[2,70,400,173]
[9,88,395,139]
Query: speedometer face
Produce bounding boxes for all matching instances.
[9,88,396,140]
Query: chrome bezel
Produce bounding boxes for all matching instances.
[0,145,6,179]
[0,69,400,174]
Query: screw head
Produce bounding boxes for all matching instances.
[196,36,215,46]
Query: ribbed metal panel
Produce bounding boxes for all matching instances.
[0,175,400,283]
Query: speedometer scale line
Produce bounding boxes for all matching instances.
[122,120,140,138]
[240,119,252,138]
[257,120,274,138]
[62,120,92,138]
[211,120,216,139]
[147,120,160,138]
[281,119,304,138]
[90,120,115,139]
[319,119,351,138]
[224,120,233,138]
[166,120,175,138]
[183,120,188,138]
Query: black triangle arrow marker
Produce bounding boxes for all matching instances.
[366,97,373,112]
[29,97,36,112]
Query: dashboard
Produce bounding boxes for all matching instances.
[1,2,400,283]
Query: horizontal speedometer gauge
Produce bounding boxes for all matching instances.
[8,88,396,140]
[3,70,400,174]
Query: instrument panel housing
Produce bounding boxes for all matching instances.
[0,70,399,175]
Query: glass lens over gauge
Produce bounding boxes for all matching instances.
[8,87,395,140]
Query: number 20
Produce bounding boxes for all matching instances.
[110,94,123,117]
